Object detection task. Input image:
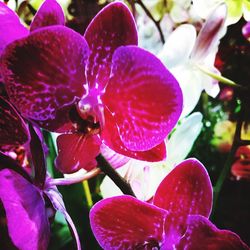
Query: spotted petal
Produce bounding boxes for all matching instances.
[30,0,65,32]
[0,2,28,55]
[84,2,138,90]
[177,215,249,249]
[0,169,50,250]
[1,26,88,131]
[102,108,167,161]
[90,195,168,250]
[102,46,182,151]
[55,134,101,174]
[0,97,29,147]
[153,159,213,242]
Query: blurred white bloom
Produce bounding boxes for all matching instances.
[100,112,203,201]
[158,4,227,117]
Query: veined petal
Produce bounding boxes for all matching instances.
[102,46,182,151]
[100,144,130,169]
[0,169,50,250]
[177,215,249,249]
[153,159,213,236]
[158,24,196,68]
[1,26,88,130]
[191,3,227,61]
[30,0,65,32]
[55,134,101,174]
[102,108,167,161]
[84,2,138,90]
[0,2,28,55]
[0,97,29,147]
[90,195,168,250]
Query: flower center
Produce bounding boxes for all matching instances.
[135,238,160,250]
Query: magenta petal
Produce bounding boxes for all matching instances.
[0,169,50,250]
[102,46,182,151]
[90,195,168,249]
[30,0,65,32]
[0,97,29,147]
[153,158,212,238]
[0,2,28,55]
[2,26,88,129]
[55,134,101,173]
[84,2,138,90]
[177,215,249,249]
[102,108,167,161]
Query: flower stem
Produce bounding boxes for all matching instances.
[135,0,165,44]
[96,154,136,197]
[212,104,244,217]
[82,180,93,208]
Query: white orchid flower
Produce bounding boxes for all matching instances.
[192,0,250,25]
[158,4,227,117]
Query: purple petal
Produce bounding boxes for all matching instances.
[153,159,213,241]
[191,3,227,61]
[30,0,65,32]
[84,2,138,90]
[1,26,88,130]
[90,195,168,249]
[177,215,250,249]
[0,97,29,147]
[102,108,167,161]
[0,2,28,55]
[45,187,81,250]
[102,46,182,151]
[0,169,50,250]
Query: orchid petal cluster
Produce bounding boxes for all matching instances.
[158,4,227,117]
[0,0,183,175]
[90,159,249,249]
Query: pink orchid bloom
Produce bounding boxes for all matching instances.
[90,158,249,249]
[0,1,183,174]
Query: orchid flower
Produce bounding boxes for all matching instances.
[100,112,203,201]
[158,4,227,117]
[0,1,183,174]
[90,158,249,249]
[0,124,81,250]
[192,0,250,25]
